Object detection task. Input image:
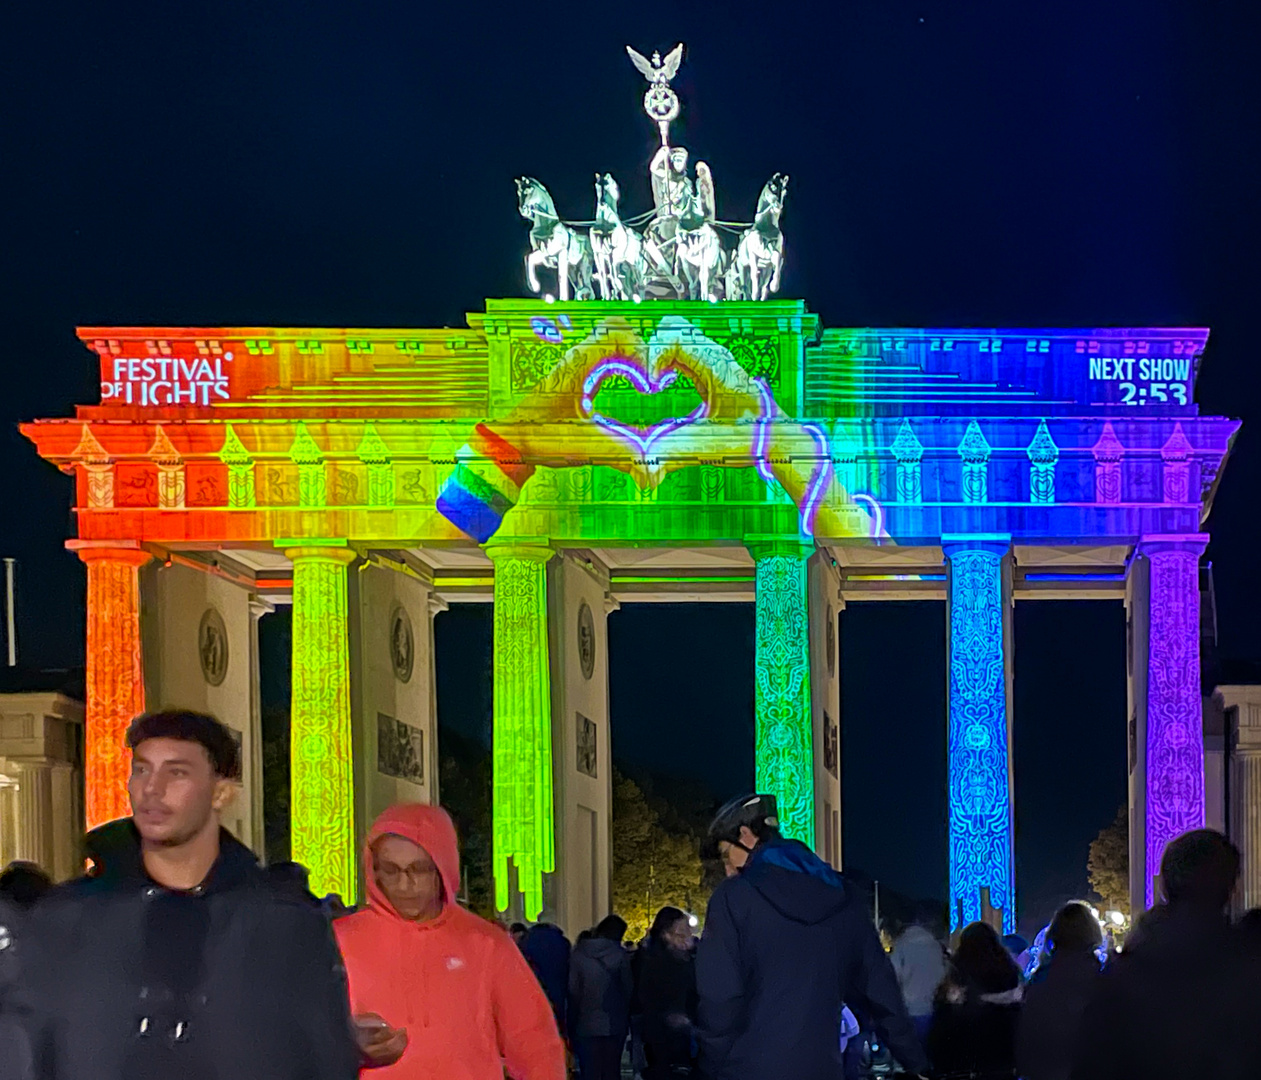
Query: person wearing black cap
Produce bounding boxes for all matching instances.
[695,793,927,1080]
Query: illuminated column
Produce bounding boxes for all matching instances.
[751,539,815,849]
[1126,535,1207,909]
[247,597,273,855]
[944,536,1015,933]
[546,553,613,934]
[489,544,555,922]
[808,551,842,867]
[72,541,152,828]
[285,544,357,900]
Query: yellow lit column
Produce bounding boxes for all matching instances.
[488,543,555,921]
[285,544,357,899]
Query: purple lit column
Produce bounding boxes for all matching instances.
[1127,535,1208,909]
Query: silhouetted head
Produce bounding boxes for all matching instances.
[0,861,52,909]
[1047,901,1104,955]
[595,914,628,943]
[1160,829,1239,911]
[953,921,1022,993]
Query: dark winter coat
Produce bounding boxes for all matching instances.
[0,898,31,1080]
[926,965,1022,1080]
[636,940,697,1071]
[695,837,927,1080]
[1015,951,1102,1080]
[522,923,572,1036]
[569,935,633,1039]
[14,819,359,1080]
[1070,905,1261,1080]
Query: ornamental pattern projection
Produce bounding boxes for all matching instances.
[946,545,1014,932]
[78,547,151,828]
[288,547,357,899]
[489,548,556,920]
[1144,543,1206,905]
[753,551,815,848]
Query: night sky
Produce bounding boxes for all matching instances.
[3,2,1260,933]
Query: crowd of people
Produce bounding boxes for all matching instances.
[0,707,1260,1079]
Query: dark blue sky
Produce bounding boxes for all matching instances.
[3,1,1258,933]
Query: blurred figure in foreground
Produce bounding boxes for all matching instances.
[635,906,698,1079]
[334,803,564,1079]
[889,902,947,1044]
[1071,829,1261,1080]
[927,921,1023,1080]
[569,914,633,1080]
[1017,902,1104,1080]
[16,709,359,1079]
[0,894,31,1080]
[0,863,52,912]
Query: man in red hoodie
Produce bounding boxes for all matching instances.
[334,803,566,1080]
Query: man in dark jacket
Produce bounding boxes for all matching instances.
[0,897,31,1080]
[1071,829,1261,1080]
[569,914,634,1080]
[696,793,927,1080]
[522,922,572,1037]
[15,709,360,1080]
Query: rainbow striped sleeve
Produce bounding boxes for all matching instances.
[436,424,536,543]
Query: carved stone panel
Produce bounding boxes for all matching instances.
[576,713,598,778]
[198,607,229,686]
[390,606,415,684]
[577,602,596,681]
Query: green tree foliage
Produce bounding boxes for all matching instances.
[611,769,708,941]
[1088,806,1130,917]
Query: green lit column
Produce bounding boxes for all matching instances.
[488,543,555,921]
[284,543,357,900]
[750,538,816,848]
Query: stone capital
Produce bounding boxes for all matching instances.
[67,539,152,568]
[283,544,357,566]
[485,539,552,566]
[248,597,276,620]
[1134,533,1209,560]
[745,534,815,562]
[941,534,1011,561]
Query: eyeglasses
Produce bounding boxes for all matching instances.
[375,862,439,883]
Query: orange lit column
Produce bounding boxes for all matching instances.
[70,541,152,828]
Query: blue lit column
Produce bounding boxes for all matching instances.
[750,538,816,849]
[944,536,1015,933]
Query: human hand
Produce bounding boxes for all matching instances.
[354,1013,408,1067]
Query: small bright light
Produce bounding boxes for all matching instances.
[688,914,699,927]
[1108,910,1125,927]
[544,293,556,304]
[223,351,234,361]
[632,294,642,304]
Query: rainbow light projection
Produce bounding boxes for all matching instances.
[19,301,1241,920]
[944,540,1014,932]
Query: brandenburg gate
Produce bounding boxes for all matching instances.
[18,47,1240,931]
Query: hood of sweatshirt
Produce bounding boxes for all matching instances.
[740,836,850,926]
[362,803,461,919]
[577,936,627,968]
